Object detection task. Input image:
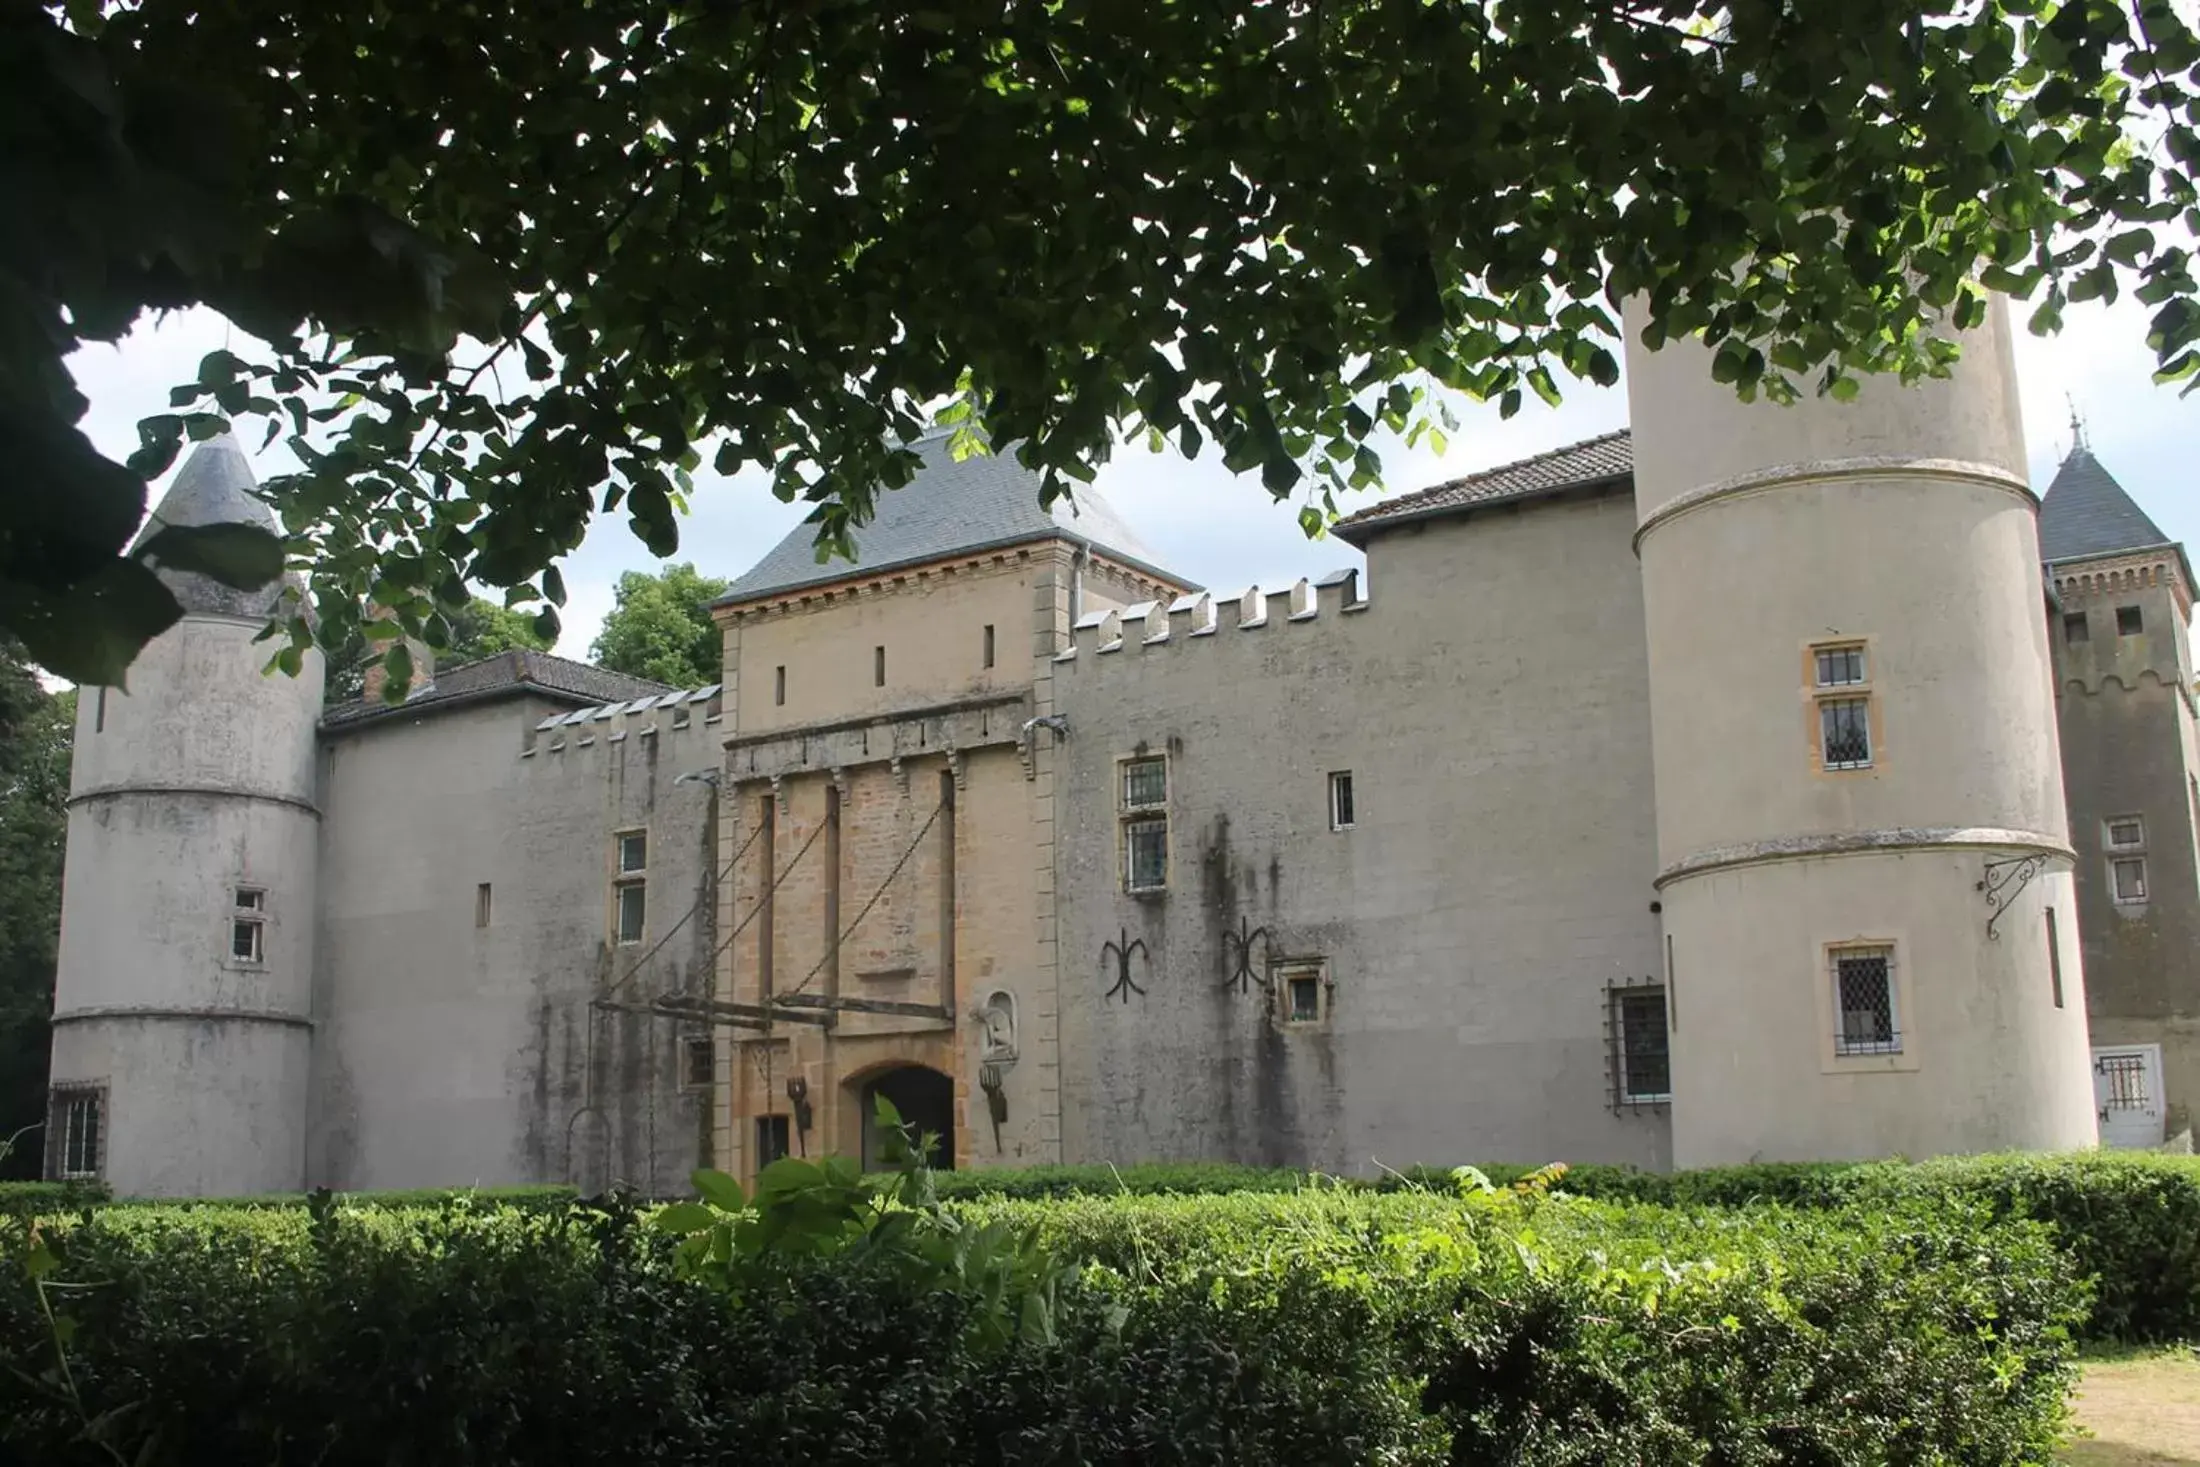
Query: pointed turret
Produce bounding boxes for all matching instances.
[133,437,292,619]
[2040,448,2180,566]
[45,440,324,1196]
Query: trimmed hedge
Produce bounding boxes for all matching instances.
[102,1182,580,1211]
[935,1151,2200,1343]
[0,1187,2084,1465]
[0,1179,108,1213]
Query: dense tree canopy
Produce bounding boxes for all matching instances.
[590,564,731,689]
[0,644,71,1177]
[10,1,2199,690]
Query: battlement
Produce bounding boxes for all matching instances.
[1055,568,1367,661]
[520,684,725,759]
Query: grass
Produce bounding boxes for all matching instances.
[2063,1348,2200,1466]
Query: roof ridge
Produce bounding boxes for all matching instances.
[1431,427,1631,489]
[1333,428,1635,542]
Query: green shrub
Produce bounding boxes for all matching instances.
[955,1150,2200,1343]
[104,1182,579,1211]
[0,1184,2084,1466]
[908,1161,1316,1201]
[0,1178,107,1213]
[1516,1151,2200,1344]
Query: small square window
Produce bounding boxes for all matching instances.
[231,918,264,963]
[475,883,493,929]
[1613,988,1671,1103]
[234,888,264,912]
[1122,757,1167,810]
[48,1087,103,1180]
[2063,612,2090,645]
[1124,818,1168,892]
[1831,946,1900,1056]
[1274,960,1330,1026]
[2117,605,2144,636]
[683,1036,714,1089]
[1329,771,1356,831]
[1814,645,1867,687]
[615,881,647,943]
[1819,697,1872,770]
[874,645,886,686]
[755,1114,791,1167]
[618,831,648,873]
[2113,856,2149,904]
[2106,816,2145,850]
[983,624,996,669]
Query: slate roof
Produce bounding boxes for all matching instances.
[134,436,293,618]
[2037,448,2176,564]
[718,430,1184,605]
[1332,430,1634,546]
[322,649,673,730]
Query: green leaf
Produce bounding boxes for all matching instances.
[127,415,186,480]
[4,559,184,686]
[693,1168,746,1212]
[138,523,285,591]
[650,1202,718,1234]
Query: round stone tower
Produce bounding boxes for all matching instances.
[46,438,322,1197]
[1624,299,2098,1166]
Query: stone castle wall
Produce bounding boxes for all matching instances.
[1049,487,1673,1174]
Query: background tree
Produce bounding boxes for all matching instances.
[0,644,71,1178]
[10,2,2200,688]
[589,564,730,689]
[322,596,554,702]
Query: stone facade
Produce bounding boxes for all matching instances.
[47,347,2199,1194]
[2049,541,2200,1145]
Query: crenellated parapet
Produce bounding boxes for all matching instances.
[2053,550,2193,618]
[521,685,725,759]
[1054,568,1368,662]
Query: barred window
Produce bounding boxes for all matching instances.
[1819,698,1873,769]
[48,1087,103,1180]
[683,1037,714,1090]
[1124,818,1169,892]
[1831,946,1901,1056]
[1810,641,1875,771]
[1122,757,1167,809]
[1615,989,1671,1101]
[1121,756,1169,892]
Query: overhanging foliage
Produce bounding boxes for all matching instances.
[9,0,2200,685]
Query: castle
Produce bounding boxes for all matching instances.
[44,304,2197,1195]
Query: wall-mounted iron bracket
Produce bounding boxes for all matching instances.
[1978,852,2047,940]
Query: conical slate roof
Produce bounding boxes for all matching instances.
[133,437,289,618]
[718,430,1182,605]
[2038,447,2174,564]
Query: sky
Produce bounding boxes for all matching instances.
[66,292,2197,661]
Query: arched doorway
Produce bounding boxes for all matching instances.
[858,1064,955,1172]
